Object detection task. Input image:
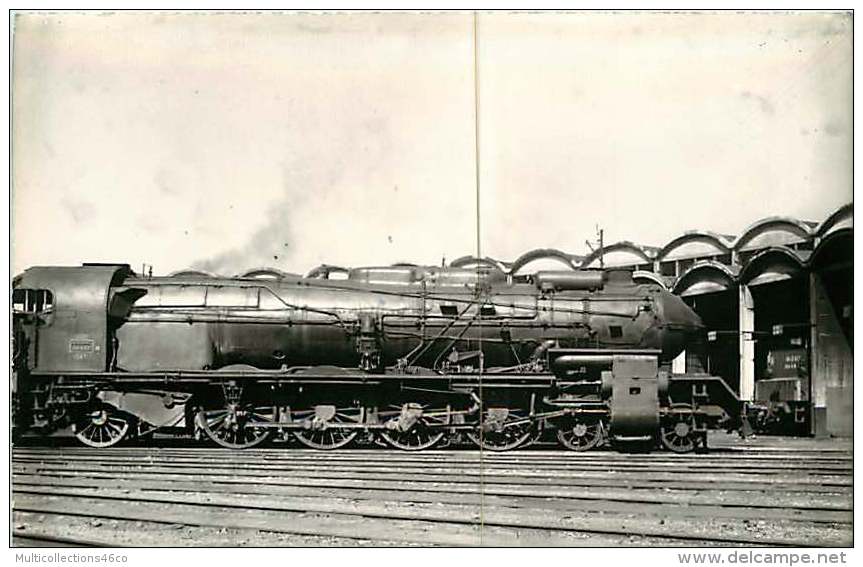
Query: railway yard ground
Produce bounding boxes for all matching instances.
[10,432,853,547]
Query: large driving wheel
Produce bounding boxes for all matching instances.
[196,365,276,449]
[292,405,364,450]
[197,403,275,449]
[74,405,131,448]
[467,408,535,451]
[378,403,447,451]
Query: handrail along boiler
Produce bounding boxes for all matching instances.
[11,262,743,452]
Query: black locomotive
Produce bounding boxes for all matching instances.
[12,262,743,452]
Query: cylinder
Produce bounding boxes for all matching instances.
[551,354,614,380]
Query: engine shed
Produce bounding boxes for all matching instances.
[452,204,851,437]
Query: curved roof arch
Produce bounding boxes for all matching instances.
[810,226,853,270]
[239,267,300,280]
[733,216,813,251]
[815,203,853,238]
[449,256,509,273]
[509,248,580,274]
[305,264,350,279]
[582,241,653,268]
[633,270,667,289]
[739,246,806,286]
[168,269,218,278]
[673,261,738,297]
[657,231,732,261]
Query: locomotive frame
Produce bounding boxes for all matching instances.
[12,263,745,453]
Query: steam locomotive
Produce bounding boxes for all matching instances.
[12,262,743,452]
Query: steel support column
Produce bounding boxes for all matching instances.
[809,272,823,436]
[738,284,755,401]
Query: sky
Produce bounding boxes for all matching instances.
[11,11,852,276]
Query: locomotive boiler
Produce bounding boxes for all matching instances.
[11,262,743,452]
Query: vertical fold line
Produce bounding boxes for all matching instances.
[474,11,481,261]
[472,9,485,547]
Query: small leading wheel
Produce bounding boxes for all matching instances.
[557,418,604,452]
[292,406,363,450]
[467,408,535,451]
[197,404,275,449]
[378,404,447,451]
[74,405,131,448]
[660,414,698,454]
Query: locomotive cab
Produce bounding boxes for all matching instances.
[12,264,133,373]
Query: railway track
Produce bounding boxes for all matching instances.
[11,433,853,547]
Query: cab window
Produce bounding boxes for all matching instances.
[12,289,54,315]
